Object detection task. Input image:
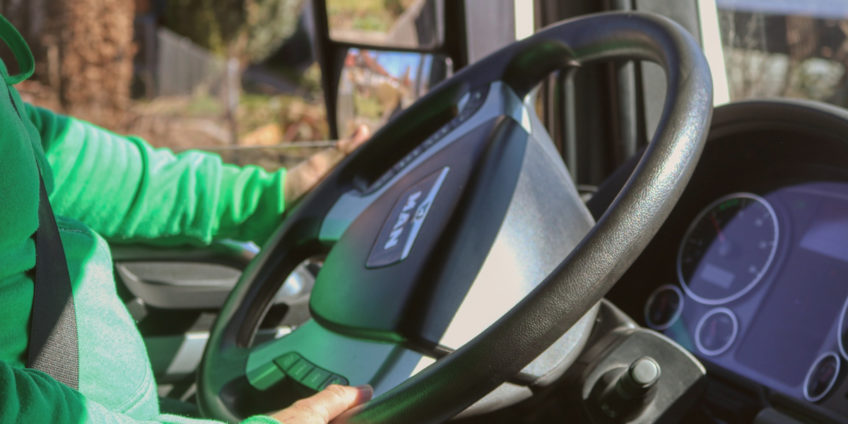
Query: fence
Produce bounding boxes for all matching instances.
[155,28,240,105]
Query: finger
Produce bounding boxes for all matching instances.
[272,385,373,424]
[351,124,370,143]
[338,125,370,154]
[328,403,368,424]
[312,384,373,419]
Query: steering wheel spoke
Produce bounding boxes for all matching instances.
[246,321,435,396]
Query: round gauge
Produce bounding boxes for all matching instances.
[695,308,738,356]
[644,285,684,330]
[804,352,840,402]
[838,298,848,361]
[677,193,779,305]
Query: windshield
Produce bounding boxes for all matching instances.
[717,0,848,106]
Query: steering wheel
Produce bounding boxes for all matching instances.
[198,11,712,423]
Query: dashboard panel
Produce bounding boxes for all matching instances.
[606,100,848,422]
[648,183,848,399]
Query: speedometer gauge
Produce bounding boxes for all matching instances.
[677,193,779,305]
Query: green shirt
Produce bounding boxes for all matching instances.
[1,14,281,424]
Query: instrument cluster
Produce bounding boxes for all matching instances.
[600,100,848,420]
[644,182,848,406]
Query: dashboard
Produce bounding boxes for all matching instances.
[651,183,848,399]
[606,100,848,422]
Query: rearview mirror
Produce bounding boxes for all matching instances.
[336,48,450,135]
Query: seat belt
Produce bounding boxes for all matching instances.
[28,175,80,390]
[1,13,79,389]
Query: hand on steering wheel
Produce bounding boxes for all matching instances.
[269,384,372,424]
[284,125,371,204]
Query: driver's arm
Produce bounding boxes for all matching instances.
[0,360,369,423]
[23,104,366,245]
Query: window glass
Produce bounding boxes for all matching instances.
[327,0,441,49]
[5,1,328,171]
[717,0,848,106]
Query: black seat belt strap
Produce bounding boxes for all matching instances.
[28,175,79,390]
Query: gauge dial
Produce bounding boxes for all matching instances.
[838,298,848,361]
[804,352,840,402]
[695,308,738,356]
[678,193,779,305]
[644,285,684,330]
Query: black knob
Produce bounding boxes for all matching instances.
[618,356,661,398]
[598,356,661,419]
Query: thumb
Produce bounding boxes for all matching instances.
[271,384,373,424]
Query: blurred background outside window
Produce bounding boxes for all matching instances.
[0,0,426,170]
[718,0,848,107]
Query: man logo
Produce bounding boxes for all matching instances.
[414,199,431,220]
[384,191,421,250]
[366,167,449,268]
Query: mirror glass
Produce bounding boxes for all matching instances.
[327,0,441,49]
[337,48,450,135]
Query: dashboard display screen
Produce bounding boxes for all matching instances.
[736,190,848,385]
[736,247,848,384]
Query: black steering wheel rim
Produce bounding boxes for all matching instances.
[198,11,712,423]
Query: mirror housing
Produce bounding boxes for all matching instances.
[310,0,468,138]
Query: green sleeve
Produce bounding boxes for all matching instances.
[0,362,86,422]
[0,362,280,423]
[24,104,288,245]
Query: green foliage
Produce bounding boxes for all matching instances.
[185,94,225,116]
[353,93,382,119]
[165,0,242,56]
[327,0,405,33]
[164,0,302,63]
[244,0,302,62]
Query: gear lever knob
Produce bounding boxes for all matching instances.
[598,356,661,420]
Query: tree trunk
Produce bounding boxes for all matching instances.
[0,0,48,75]
[48,0,135,125]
